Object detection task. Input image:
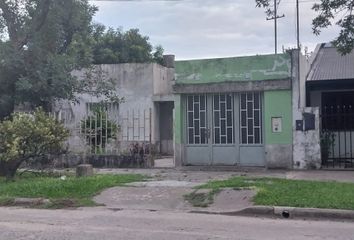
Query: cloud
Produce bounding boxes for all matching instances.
[90,0,340,59]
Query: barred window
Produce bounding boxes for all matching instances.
[187,95,208,144]
[240,92,262,144]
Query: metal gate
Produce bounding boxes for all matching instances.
[321,105,354,168]
[184,92,264,166]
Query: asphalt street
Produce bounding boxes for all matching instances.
[0,207,353,240]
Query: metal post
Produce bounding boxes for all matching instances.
[149,108,153,168]
[274,0,277,54]
[296,0,300,49]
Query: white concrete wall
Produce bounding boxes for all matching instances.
[292,50,321,169]
[56,63,175,154]
[153,63,175,96]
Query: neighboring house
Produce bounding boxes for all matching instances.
[54,56,176,158]
[306,43,354,169]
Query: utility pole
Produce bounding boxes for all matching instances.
[266,0,285,54]
[296,0,301,108]
[296,0,300,49]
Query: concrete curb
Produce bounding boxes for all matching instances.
[13,198,51,206]
[190,206,354,221]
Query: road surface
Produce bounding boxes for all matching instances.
[0,207,353,240]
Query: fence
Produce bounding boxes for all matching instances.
[56,103,152,156]
[321,105,354,168]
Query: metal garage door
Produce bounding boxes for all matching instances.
[184,92,265,166]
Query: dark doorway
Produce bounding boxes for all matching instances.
[159,101,174,155]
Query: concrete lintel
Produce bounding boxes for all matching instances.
[152,94,176,102]
[173,79,291,94]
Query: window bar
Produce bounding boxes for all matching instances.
[106,109,109,153]
[350,105,353,167]
[133,109,136,141]
[100,109,103,154]
[94,111,97,154]
[127,110,130,141]
[89,114,92,154]
[149,108,152,147]
[143,109,146,141]
[343,105,347,167]
[330,105,335,168]
[337,105,341,167]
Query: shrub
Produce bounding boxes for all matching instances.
[81,106,118,154]
[0,109,69,180]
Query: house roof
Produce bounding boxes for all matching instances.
[307,43,354,81]
[175,53,291,84]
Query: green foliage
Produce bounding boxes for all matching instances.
[312,0,354,55]
[0,1,100,119]
[200,177,354,210]
[91,25,164,64]
[0,1,165,120]
[255,0,354,54]
[0,109,69,179]
[0,174,145,208]
[81,105,119,154]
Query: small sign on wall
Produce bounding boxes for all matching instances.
[272,117,282,133]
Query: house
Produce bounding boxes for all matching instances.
[56,44,353,170]
[54,56,176,164]
[172,53,295,168]
[306,43,354,169]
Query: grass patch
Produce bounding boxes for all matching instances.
[184,189,220,207]
[199,177,354,210]
[0,173,145,208]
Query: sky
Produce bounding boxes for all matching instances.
[89,0,339,60]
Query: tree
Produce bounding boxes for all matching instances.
[91,25,164,64]
[255,0,354,55]
[0,109,69,180]
[312,1,354,55]
[0,0,99,119]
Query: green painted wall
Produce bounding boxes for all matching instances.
[175,53,291,84]
[264,90,292,145]
[173,95,182,144]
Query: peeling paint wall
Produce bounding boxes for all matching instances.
[175,54,291,84]
[56,63,175,155]
[292,50,321,169]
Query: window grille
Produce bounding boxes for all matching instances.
[187,95,208,144]
[240,92,262,144]
[213,93,234,144]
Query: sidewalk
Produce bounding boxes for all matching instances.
[97,167,354,183]
[95,167,354,221]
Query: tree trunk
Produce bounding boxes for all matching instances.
[0,160,24,180]
[0,161,6,177]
